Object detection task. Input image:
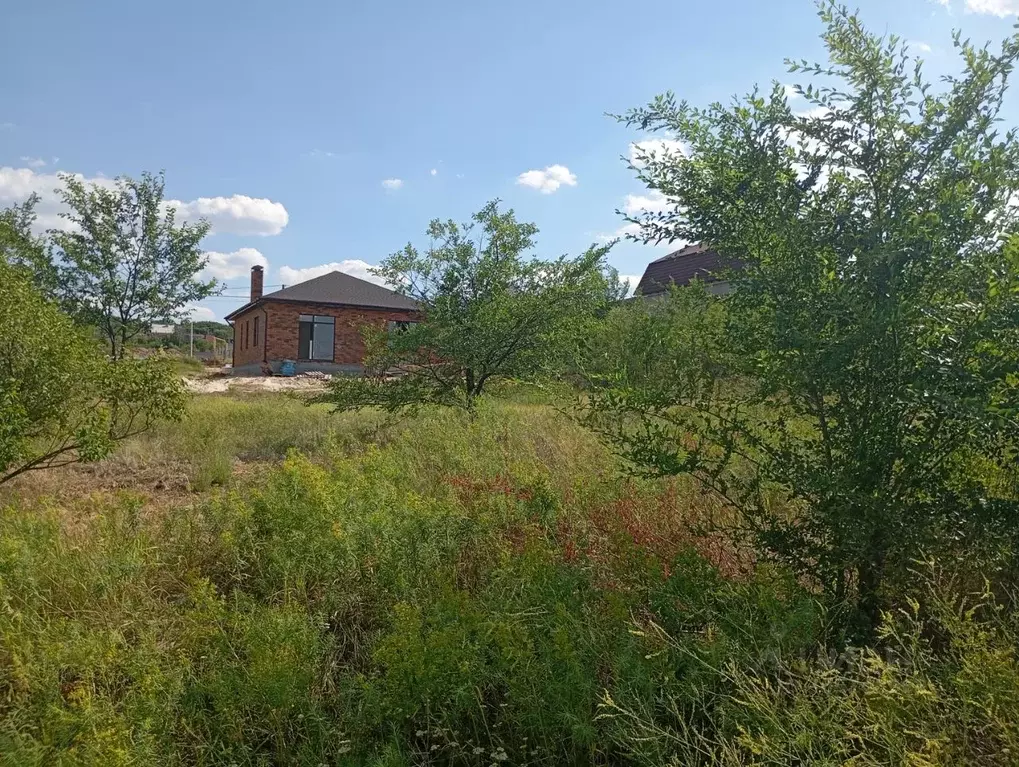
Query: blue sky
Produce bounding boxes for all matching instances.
[2,0,1018,320]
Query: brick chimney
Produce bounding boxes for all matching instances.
[250,265,264,302]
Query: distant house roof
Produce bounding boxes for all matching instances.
[634,243,737,296]
[225,271,418,320]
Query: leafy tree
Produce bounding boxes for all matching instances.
[51,171,216,358]
[0,259,186,485]
[580,284,726,391]
[320,200,620,412]
[0,195,57,295]
[584,2,1019,635]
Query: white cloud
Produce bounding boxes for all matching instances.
[0,165,289,237]
[619,273,642,296]
[908,40,933,53]
[598,222,643,243]
[794,105,832,120]
[623,191,672,217]
[0,122,13,131]
[783,84,802,100]
[200,247,268,281]
[187,306,217,321]
[306,149,340,159]
[19,156,46,168]
[382,178,404,190]
[628,138,690,168]
[430,168,438,176]
[599,190,678,244]
[516,164,577,194]
[0,166,118,231]
[966,0,1019,14]
[278,260,389,288]
[166,194,289,236]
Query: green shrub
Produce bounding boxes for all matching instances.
[1,398,1017,764]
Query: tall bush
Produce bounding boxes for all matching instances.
[584,2,1019,635]
[0,259,186,484]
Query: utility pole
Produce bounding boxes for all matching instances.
[189,320,194,357]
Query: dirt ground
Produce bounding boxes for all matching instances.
[184,371,330,394]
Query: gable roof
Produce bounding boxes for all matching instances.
[225,270,418,320]
[635,243,736,296]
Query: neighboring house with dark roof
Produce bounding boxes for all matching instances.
[634,243,737,297]
[225,265,420,375]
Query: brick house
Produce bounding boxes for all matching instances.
[634,243,739,297]
[225,266,420,375]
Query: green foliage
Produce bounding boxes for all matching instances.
[190,320,231,339]
[580,284,726,390]
[320,200,622,413]
[0,260,186,485]
[604,570,1019,766]
[1,396,1016,764]
[0,196,56,296]
[587,1,1019,635]
[51,171,216,358]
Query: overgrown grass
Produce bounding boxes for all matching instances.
[0,393,1016,765]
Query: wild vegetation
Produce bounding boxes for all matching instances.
[320,201,623,413]
[2,2,1019,765]
[0,392,1017,765]
[585,1,1019,640]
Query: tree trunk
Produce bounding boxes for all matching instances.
[854,533,886,642]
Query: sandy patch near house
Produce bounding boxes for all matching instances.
[184,375,330,394]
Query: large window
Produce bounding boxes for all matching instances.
[253,316,260,346]
[298,314,334,360]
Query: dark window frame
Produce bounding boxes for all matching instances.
[297,314,336,361]
[254,316,260,346]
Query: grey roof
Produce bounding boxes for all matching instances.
[226,270,417,319]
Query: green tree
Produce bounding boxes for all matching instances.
[0,258,186,485]
[51,171,216,358]
[320,200,620,412]
[584,2,1019,635]
[0,195,57,295]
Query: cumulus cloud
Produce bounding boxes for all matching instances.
[0,165,289,237]
[19,156,47,169]
[166,194,288,236]
[187,306,217,321]
[597,222,643,243]
[628,138,690,168]
[382,178,404,190]
[908,40,933,53]
[597,191,678,244]
[430,168,438,176]
[619,273,642,296]
[278,260,389,288]
[200,247,268,281]
[516,164,577,194]
[783,84,802,100]
[623,191,672,217]
[0,166,119,231]
[966,0,1018,14]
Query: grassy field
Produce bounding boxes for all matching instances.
[0,392,1017,765]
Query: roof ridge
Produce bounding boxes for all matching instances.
[226,268,417,320]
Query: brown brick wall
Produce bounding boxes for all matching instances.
[232,307,267,368]
[232,301,419,367]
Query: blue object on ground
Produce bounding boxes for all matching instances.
[279,359,296,376]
